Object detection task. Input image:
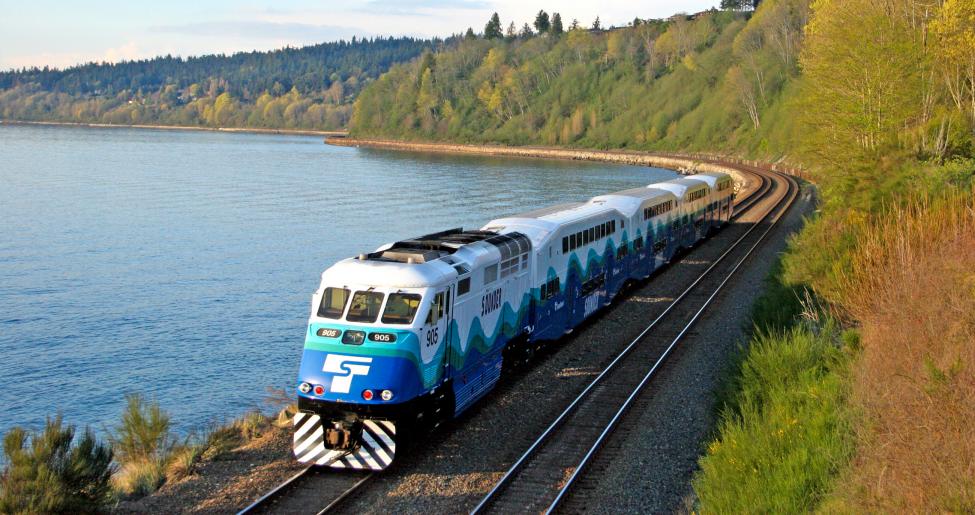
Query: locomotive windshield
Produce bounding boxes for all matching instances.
[346,291,385,323]
[318,287,349,319]
[381,293,422,324]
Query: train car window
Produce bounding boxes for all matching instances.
[583,230,590,245]
[437,292,445,318]
[569,233,576,250]
[562,237,569,253]
[540,283,547,299]
[485,264,499,284]
[589,227,595,241]
[346,291,384,323]
[577,231,583,246]
[381,293,422,324]
[445,290,451,315]
[458,277,471,295]
[521,254,528,270]
[318,287,350,319]
[611,220,616,233]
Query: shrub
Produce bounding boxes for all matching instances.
[108,394,175,498]
[108,393,173,464]
[0,416,114,514]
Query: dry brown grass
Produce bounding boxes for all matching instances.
[834,188,975,512]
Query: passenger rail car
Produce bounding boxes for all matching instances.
[292,173,734,470]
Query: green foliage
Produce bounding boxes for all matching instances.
[351,5,805,156]
[0,417,114,514]
[534,10,551,34]
[485,13,503,40]
[109,394,173,465]
[693,326,854,513]
[0,37,435,130]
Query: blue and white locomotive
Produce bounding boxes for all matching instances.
[292,172,734,469]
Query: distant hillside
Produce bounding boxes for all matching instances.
[0,37,438,130]
[350,7,805,155]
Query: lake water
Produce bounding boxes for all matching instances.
[0,124,676,439]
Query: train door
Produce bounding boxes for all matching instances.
[420,287,452,382]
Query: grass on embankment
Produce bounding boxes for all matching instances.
[694,183,975,513]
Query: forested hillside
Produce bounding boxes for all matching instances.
[350,5,805,154]
[0,37,435,130]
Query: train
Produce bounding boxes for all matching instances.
[292,172,735,470]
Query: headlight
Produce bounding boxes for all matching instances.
[381,389,394,401]
[298,382,312,394]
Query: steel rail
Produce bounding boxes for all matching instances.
[470,166,792,514]
[237,465,373,515]
[545,171,798,513]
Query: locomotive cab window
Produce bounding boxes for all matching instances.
[346,291,384,323]
[458,277,471,295]
[318,287,350,319]
[381,293,422,325]
[425,292,445,324]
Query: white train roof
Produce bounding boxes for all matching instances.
[319,229,532,289]
[322,256,456,289]
[684,172,730,188]
[588,186,677,218]
[486,201,620,248]
[651,177,709,199]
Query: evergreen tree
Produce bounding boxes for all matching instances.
[570,18,581,30]
[551,13,564,35]
[520,23,534,39]
[484,13,503,39]
[464,27,476,40]
[534,10,551,34]
[592,16,602,30]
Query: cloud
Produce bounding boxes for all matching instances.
[151,21,372,43]
[103,42,143,63]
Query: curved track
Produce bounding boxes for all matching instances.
[470,167,797,514]
[238,160,797,515]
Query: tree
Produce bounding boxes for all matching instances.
[551,13,564,35]
[484,13,503,39]
[592,16,602,30]
[570,18,581,30]
[506,22,518,40]
[520,23,534,39]
[464,27,476,40]
[931,0,975,126]
[534,10,551,34]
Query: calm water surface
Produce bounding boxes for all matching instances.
[0,124,676,438]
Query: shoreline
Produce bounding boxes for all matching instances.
[326,136,797,186]
[0,119,349,138]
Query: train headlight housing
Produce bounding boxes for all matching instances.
[380,389,394,401]
[313,385,325,396]
[362,389,374,401]
[298,382,312,394]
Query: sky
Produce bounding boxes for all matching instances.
[0,0,719,71]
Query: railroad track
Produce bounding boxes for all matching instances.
[238,162,792,515]
[237,467,373,515]
[471,166,798,514]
